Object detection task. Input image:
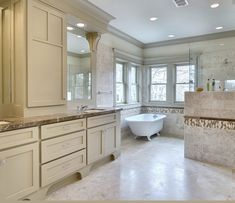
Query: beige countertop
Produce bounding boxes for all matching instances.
[0,108,122,133]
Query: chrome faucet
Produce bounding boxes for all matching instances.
[77,105,88,113]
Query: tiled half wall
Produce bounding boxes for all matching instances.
[185,117,235,168]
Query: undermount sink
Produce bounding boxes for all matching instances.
[84,108,106,113]
[0,121,10,125]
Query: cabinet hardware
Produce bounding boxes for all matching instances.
[0,159,7,167]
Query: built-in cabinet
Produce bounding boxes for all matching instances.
[27,0,67,107]
[0,0,67,117]
[87,114,121,164]
[0,112,121,200]
[0,128,39,200]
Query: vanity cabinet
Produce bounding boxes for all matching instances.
[0,128,39,200]
[87,113,121,164]
[40,119,87,187]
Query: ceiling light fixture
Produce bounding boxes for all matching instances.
[77,35,82,38]
[77,23,85,28]
[216,26,223,30]
[150,17,158,21]
[210,3,219,8]
[168,34,175,38]
[81,50,85,53]
[67,26,74,31]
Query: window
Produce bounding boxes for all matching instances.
[116,63,125,103]
[175,65,195,102]
[130,66,139,102]
[150,67,167,101]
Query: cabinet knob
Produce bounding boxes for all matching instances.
[0,159,7,167]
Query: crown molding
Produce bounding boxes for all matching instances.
[39,0,115,33]
[114,49,143,65]
[144,30,235,49]
[108,25,144,49]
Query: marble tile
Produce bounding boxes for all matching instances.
[47,137,235,201]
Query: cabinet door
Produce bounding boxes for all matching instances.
[104,123,120,156]
[0,143,39,200]
[27,0,67,107]
[87,126,104,164]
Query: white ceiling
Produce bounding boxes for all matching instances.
[88,0,235,44]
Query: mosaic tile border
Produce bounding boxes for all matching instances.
[142,106,184,114]
[184,117,235,130]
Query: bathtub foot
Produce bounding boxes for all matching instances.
[147,136,151,141]
[157,132,160,136]
[134,136,138,139]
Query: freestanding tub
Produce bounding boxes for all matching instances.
[125,114,166,141]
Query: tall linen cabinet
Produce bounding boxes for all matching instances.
[0,0,67,117]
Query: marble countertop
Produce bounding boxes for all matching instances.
[0,108,122,133]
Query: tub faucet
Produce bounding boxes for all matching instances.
[77,105,88,113]
[153,114,158,119]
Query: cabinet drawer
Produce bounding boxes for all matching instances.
[41,119,86,139]
[0,127,39,151]
[41,149,86,187]
[41,131,86,164]
[87,114,116,128]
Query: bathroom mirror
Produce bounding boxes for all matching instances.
[67,27,92,102]
[189,36,235,91]
[0,3,12,105]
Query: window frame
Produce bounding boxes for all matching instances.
[130,65,140,103]
[174,63,196,103]
[115,62,127,104]
[149,66,168,102]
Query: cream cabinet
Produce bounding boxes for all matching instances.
[87,113,121,164]
[0,128,39,200]
[40,120,87,187]
[27,0,67,107]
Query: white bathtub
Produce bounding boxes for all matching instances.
[125,114,166,141]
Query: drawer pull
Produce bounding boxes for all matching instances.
[0,159,7,167]
[62,126,71,131]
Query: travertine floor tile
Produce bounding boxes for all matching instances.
[47,136,235,201]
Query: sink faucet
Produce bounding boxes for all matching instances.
[77,105,88,113]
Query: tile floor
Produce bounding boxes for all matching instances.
[47,136,235,201]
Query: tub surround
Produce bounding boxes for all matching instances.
[0,108,122,133]
[184,92,235,168]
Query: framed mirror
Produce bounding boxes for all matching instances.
[67,26,92,103]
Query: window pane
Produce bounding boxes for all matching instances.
[225,80,235,91]
[151,67,167,84]
[116,84,125,103]
[176,84,190,102]
[131,85,138,102]
[151,85,166,101]
[116,63,124,83]
[176,65,195,84]
[131,67,137,84]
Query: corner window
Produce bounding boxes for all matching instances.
[116,63,126,104]
[175,65,195,102]
[150,67,167,102]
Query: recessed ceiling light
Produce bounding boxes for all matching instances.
[80,50,85,53]
[150,17,158,21]
[77,23,85,28]
[77,35,82,38]
[168,34,175,38]
[67,26,74,31]
[216,26,223,30]
[210,3,219,8]
[219,43,225,46]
